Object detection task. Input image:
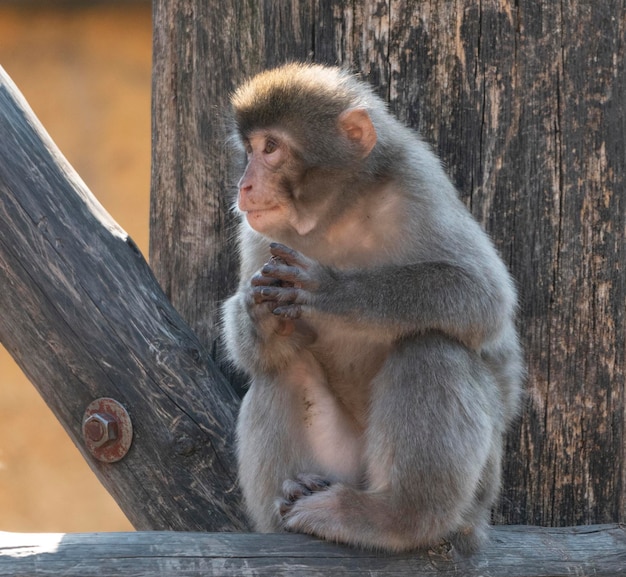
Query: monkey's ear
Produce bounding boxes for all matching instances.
[338,108,377,158]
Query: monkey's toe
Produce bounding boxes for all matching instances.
[294,473,331,492]
[281,473,331,504]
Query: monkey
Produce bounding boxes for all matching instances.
[221,63,523,554]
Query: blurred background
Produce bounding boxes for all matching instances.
[0,1,152,531]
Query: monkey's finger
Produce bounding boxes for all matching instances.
[251,273,282,287]
[267,254,288,266]
[252,286,299,303]
[269,242,311,268]
[261,263,309,285]
[272,304,303,320]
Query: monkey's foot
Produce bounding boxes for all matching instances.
[277,478,357,545]
[278,473,331,518]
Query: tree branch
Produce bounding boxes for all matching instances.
[0,66,247,532]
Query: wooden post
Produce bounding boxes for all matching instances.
[150,0,626,527]
[0,66,247,532]
[150,0,314,392]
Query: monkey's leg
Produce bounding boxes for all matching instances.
[236,352,340,533]
[236,377,307,531]
[447,443,503,555]
[280,334,503,553]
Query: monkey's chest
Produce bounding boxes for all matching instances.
[282,326,390,484]
[280,353,365,483]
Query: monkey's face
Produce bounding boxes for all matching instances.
[237,131,318,238]
[236,108,378,242]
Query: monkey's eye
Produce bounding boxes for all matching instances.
[263,138,278,154]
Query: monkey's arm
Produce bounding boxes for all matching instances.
[253,243,511,351]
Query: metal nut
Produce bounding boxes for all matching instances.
[83,413,118,448]
[82,398,133,463]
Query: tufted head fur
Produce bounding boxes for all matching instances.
[231,63,383,168]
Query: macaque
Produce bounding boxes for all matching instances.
[221,63,523,554]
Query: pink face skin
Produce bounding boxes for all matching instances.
[238,110,376,239]
[237,131,310,236]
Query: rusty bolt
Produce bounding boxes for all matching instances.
[83,413,118,448]
[82,398,132,462]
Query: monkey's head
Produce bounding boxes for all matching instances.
[230,63,382,239]
[232,64,375,165]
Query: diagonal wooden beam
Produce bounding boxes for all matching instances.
[0,66,247,532]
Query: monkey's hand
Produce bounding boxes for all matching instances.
[253,243,333,320]
[248,259,318,345]
[249,267,295,336]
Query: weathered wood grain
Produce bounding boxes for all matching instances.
[2,526,625,577]
[153,0,626,526]
[150,0,317,394]
[0,66,247,532]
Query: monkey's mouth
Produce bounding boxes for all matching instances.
[243,207,284,231]
[244,207,281,218]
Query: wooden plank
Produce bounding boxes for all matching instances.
[1,526,626,576]
[0,66,247,532]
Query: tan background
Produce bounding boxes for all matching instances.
[0,3,153,531]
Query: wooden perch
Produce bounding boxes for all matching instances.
[0,66,247,532]
[2,526,626,577]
